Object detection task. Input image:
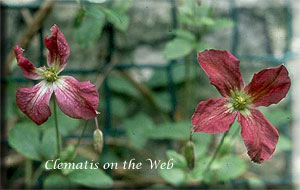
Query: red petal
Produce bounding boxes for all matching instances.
[238,109,279,164]
[14,45,42,80]
[16,81,53,125]
[44,24,70,72]
[245,65,291,107]
[198,49,244,97]
[192,98,236,133]
[54,76,99,120]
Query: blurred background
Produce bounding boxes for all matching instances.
[0,0,299,189]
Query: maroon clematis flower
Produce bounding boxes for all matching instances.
[192,49,291,164]
[14,24,99,125]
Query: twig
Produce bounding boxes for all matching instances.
[5,0,56,75]
[118,70,171,121]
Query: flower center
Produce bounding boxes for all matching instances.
[227,90,251,113]
[43,68,58,82]
[233,95,248,110]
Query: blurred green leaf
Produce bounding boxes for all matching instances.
[112,0,133,12]
[172,29,196,41]
[193,133,213,157]
[44,174,76,189]
[8,123,41,160]
[164,38,194,60]
[208,18,234,30]
[216,155,247,181]
[166,150,187,169]
[74,7,105,48]
[194,17,215,26]
[195,42,213,52]
[40,128,57,159]
[148,120,190,140]
[124,113,154,149]
[69,169,113,188]
[159,168,185,186]
[102,8,130,31]
[188,155,210,180]
[173,63,198,84]
[87,0,106,3]
[109,76,140,98]
[276,135,292,152]
[248,177,265,188]
[111,97,127,117]
[263,109,292,125]
[154,92,172,112]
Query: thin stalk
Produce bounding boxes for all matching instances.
[204,131,229,173]
[74,120,89,153]
[25,159,32,188]
[52,99,61,158]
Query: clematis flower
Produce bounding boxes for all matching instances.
[14,24,99,125]
[192,49,291,163]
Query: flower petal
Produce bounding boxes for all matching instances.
[245,65,291,107]
[198,49,244,97]
[53,76,99,120]
[14,45,43,80]
[44,24,70,72]
[238,109,279,164]
[16,81,53,125]
[192,98,236,133]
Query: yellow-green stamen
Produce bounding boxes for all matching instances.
[43,67,58,82]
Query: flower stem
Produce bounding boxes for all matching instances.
[74,120,89,154]
[52,99,61,158]
[204,131,229,174]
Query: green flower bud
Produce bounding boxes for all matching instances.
[93,129,103,156]
[184,141,195,170]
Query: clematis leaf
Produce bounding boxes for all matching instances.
[40,128,57,159]
[159,168,185,186]
[68,169,113,188]
[8,123,41,160]
[102,8,130,31]
[164,38,194,60]
[166,150,188,169]
[124,113,154,149]
[171,29,196,41]
[74,7,105,49]
[43,174,76,189]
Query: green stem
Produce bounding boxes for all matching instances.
[204,131,229,173]
[74,120,89,155]
[25,159,32,188]
[52,99,61,158]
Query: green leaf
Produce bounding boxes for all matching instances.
[208,18,234,30]
[40,128,57,159]
[39,106,80,136]
[193,133,213,157]
[166,150,187,169]
[159,168,185,186]
[102,8,130,31]
[148,120,191,140]
[74,7,105,48]
[216,156,247,181]
[276,135,292,152]
[194,17,215,26]
[108,76,140,98]
[263,109,292,125]
[112,0,133,12]
[164,38,194,60]
[87,0,106,3]
[8,123,41,160]
[154,92,172,112]
[68,169,113,188]
[124,113,154,149]
[111,97,127,117]
[43,174,76,189]
[172,29,196,41]
[195,42,213,52]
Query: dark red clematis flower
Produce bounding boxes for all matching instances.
[192,49,291,164]
[14,24,99,125]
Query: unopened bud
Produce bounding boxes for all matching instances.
[93,129,103,156]
[184,141,195,170]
